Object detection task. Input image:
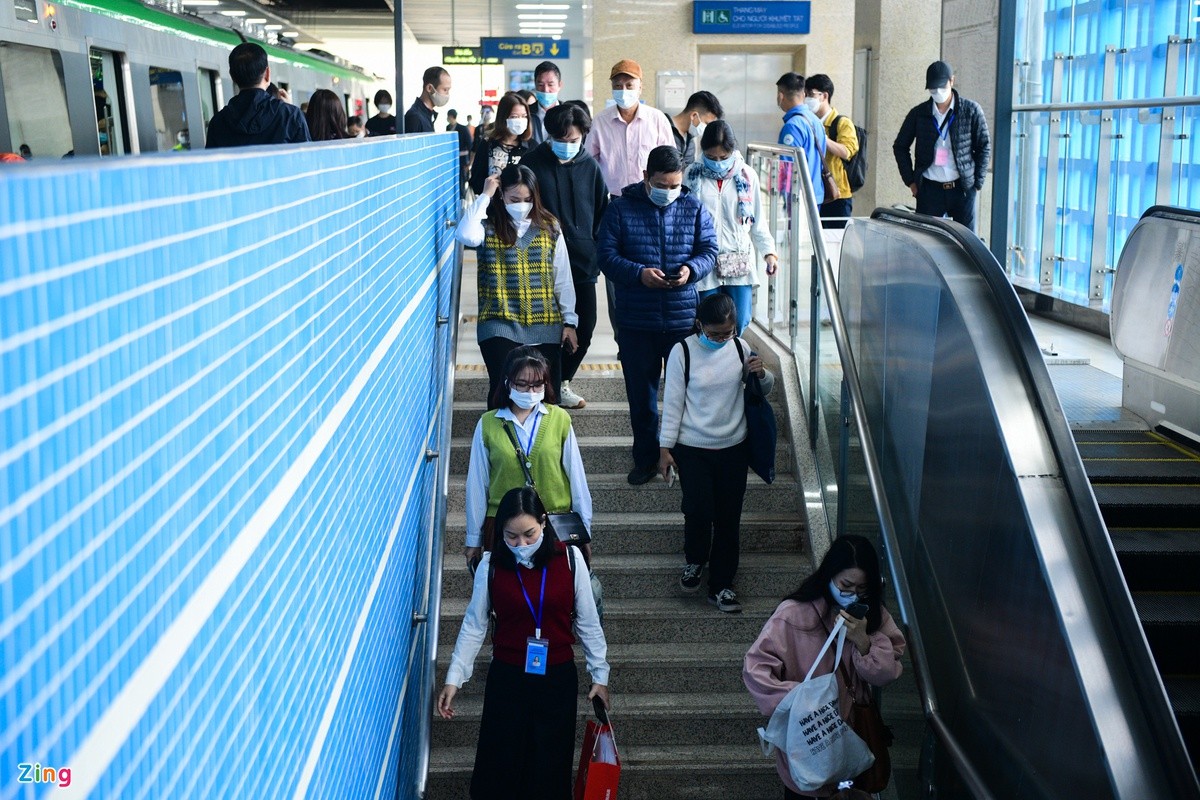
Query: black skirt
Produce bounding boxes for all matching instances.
[470,659,579,799]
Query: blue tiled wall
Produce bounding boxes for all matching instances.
[0,134,459,799]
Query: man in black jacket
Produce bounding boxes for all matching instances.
[206,43,310,148]
[892,60,991,231]
[522,103,610,409]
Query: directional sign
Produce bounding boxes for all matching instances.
[693,1,811,34]
[442,46,501,66]
[481,37,570,60]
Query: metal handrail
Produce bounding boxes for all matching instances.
[746,141,996,799]
[1013,96,1200,113]
[413,227,464,798]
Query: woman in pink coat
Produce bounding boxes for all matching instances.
[743,535,907,799]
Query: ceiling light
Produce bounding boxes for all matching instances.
[264,23,282,29]
[219,9,246,16]
[515,3,570,8]
[245,17,266,22]
[552,35,561,39]
[518,13,567,19]
[282,30,298,36]
[181,0,220,5]
[520,26,565,32]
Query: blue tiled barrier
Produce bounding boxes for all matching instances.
[0,135,460,799]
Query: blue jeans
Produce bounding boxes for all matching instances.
[699,285,754,335]
[617,328,689,469]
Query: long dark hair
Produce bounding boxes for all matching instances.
[489,345,560,408]
[488,91,533,144]
[786,535,885,632]
[491,486,560,571]
[485,164,559,247]
[305,89,348,141]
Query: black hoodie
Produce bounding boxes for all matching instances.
[206,88,311,149]
[521,141,610,282]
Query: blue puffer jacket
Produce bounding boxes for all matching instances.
[597,182,718,333]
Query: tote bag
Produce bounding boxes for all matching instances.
[757,617,875,792]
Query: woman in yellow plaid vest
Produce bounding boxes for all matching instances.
[457,164,579,407]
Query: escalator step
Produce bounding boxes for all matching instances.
[1165,676,1200,717]
[1084,459,1200,483]
[1078,442,1189,460]
[1133,592,1200,675]
[1112,529,1200,592]
[1073,429,1157,443]
[1091,485,1200,528]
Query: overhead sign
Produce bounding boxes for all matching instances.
[693,1,811,34]
[442,46,501,66]
[481,37,570,60]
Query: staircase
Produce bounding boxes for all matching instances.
[425,367,813,799]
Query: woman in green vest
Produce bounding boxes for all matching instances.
[457,164,579,407]
[463,346,592,570]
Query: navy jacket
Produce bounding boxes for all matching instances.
[597,182,718,333]
[892,90,991,191]
[522,142,610,282]
[206,89,309,148]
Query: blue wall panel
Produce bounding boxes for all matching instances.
[0,134,459,799]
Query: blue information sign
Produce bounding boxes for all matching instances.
[693,1,811,34]
[481,38,571,60]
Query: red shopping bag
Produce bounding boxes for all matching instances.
[574,700,620,800]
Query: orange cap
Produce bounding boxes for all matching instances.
[609,59,643,81]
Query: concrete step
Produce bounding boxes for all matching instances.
[451,400,791,439]
[448,472,801,515]
[440,596,778,646]
[448,434,796,475]
[454,373,636,405]
[444,511,807,555]
[431,691,764,748]
[440,552,812,600]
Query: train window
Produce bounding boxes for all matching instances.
[14,0,37,23]
[89,49,129,156]
[0,42,72,158]
[198,68,219,142]
[148,66,188,151]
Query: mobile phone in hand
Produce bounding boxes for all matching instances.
[846,601,869,619]
[667,465,677,487]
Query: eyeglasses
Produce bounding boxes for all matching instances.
[510,380,545,391]
[702,328,736,342]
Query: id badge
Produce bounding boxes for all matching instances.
[525,637,549,675]
[934,142,951,167]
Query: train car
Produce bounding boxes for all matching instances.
[0,0,378,157]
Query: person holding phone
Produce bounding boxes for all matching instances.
[743,535,907,799]
[597,145,718,485]
[438,486,609,799]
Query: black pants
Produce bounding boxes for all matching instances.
[604,276,619,343]
[471,660,578,799]
[617,329,689,469]
[561,279,597,381]
[479,337,561,409]
[820,197,853,229]
[916,178,976,231]
[672,440,749,594]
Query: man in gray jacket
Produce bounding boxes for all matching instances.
[892,60,991,231]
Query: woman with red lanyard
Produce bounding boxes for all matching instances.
[438,486,609,799]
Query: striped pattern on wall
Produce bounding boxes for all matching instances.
[0,134,459,798]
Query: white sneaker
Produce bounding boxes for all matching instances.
[559,380,586,409]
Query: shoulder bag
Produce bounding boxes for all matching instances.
[501,420,591,546]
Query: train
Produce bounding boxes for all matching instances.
[0,0,379,158]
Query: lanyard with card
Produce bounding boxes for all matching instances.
[518,567,550,675]
[933,109,956,167]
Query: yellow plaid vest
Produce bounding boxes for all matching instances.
[477,223,563,327]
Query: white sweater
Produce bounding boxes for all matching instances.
[659,335,776,450]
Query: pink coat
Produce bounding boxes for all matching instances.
[743,598,907,797]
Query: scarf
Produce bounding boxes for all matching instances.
[685,151,755,224]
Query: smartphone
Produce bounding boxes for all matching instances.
[592,694,609,725]
[663,266,682,282]
[846,601,869,619]
[667,465,677,488]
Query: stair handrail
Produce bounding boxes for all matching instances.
[746,141,996,799]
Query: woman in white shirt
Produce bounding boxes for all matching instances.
[683,120,778,335]
[456,164,578,406]
[438,486,609,799]
[657,293,774,613]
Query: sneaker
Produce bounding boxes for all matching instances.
[708,588,743,613]
[559,380,587,409]
[626,464,657,485]
[679,563,703,593]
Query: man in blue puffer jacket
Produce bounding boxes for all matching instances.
[598,145,719,485]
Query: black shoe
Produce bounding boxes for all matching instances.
[679,563,703,593]
[626,464,657,485]
[708,588,743,613]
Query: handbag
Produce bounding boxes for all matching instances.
[716,247,753,279]
[575,699,621,800]
[821,163,841,202]
[838,663,893,793]
[756,617,875,792]
[501,421,591,545]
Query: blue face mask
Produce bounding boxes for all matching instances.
[829,580,860,608]
[508,538,542,567]
[698,332,729,350]
[648,185,681,207]
[703,155,734,174]
[535,90,558,108]
[551,139,581,160]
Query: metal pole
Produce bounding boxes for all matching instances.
[394,0,405,134]
[989,0,1017,269]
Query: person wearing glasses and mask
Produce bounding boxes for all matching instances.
[657,293,774,613]
[470,91,534,195]
[456,164,579,405]
[521,103,610,410]
[462,348,592,572]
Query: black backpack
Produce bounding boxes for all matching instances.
[831,115,868,193]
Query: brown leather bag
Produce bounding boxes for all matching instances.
[821,163,841,202]
[838,662,893,793]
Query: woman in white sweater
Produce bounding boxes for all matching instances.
[683,120,777,335]
[656,293,775,613]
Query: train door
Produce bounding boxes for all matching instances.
[89,49,132,156]
[0,42,73,158]
[148,66,188,150]
[197,67,221,145]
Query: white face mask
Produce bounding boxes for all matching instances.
[507,537,542,567]
[505,202,533,222]
[829,580,860,609]
[613,89,639,109]
[509,386,544,408]
[431,91,450,108]
[930,86,951,105]
[506,117,529,135]
[353,129,366,139]
[376,104,392,115]
[804,97,821,114]
[688,120,707,140]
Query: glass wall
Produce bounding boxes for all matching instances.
[1009,0,1200,309]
